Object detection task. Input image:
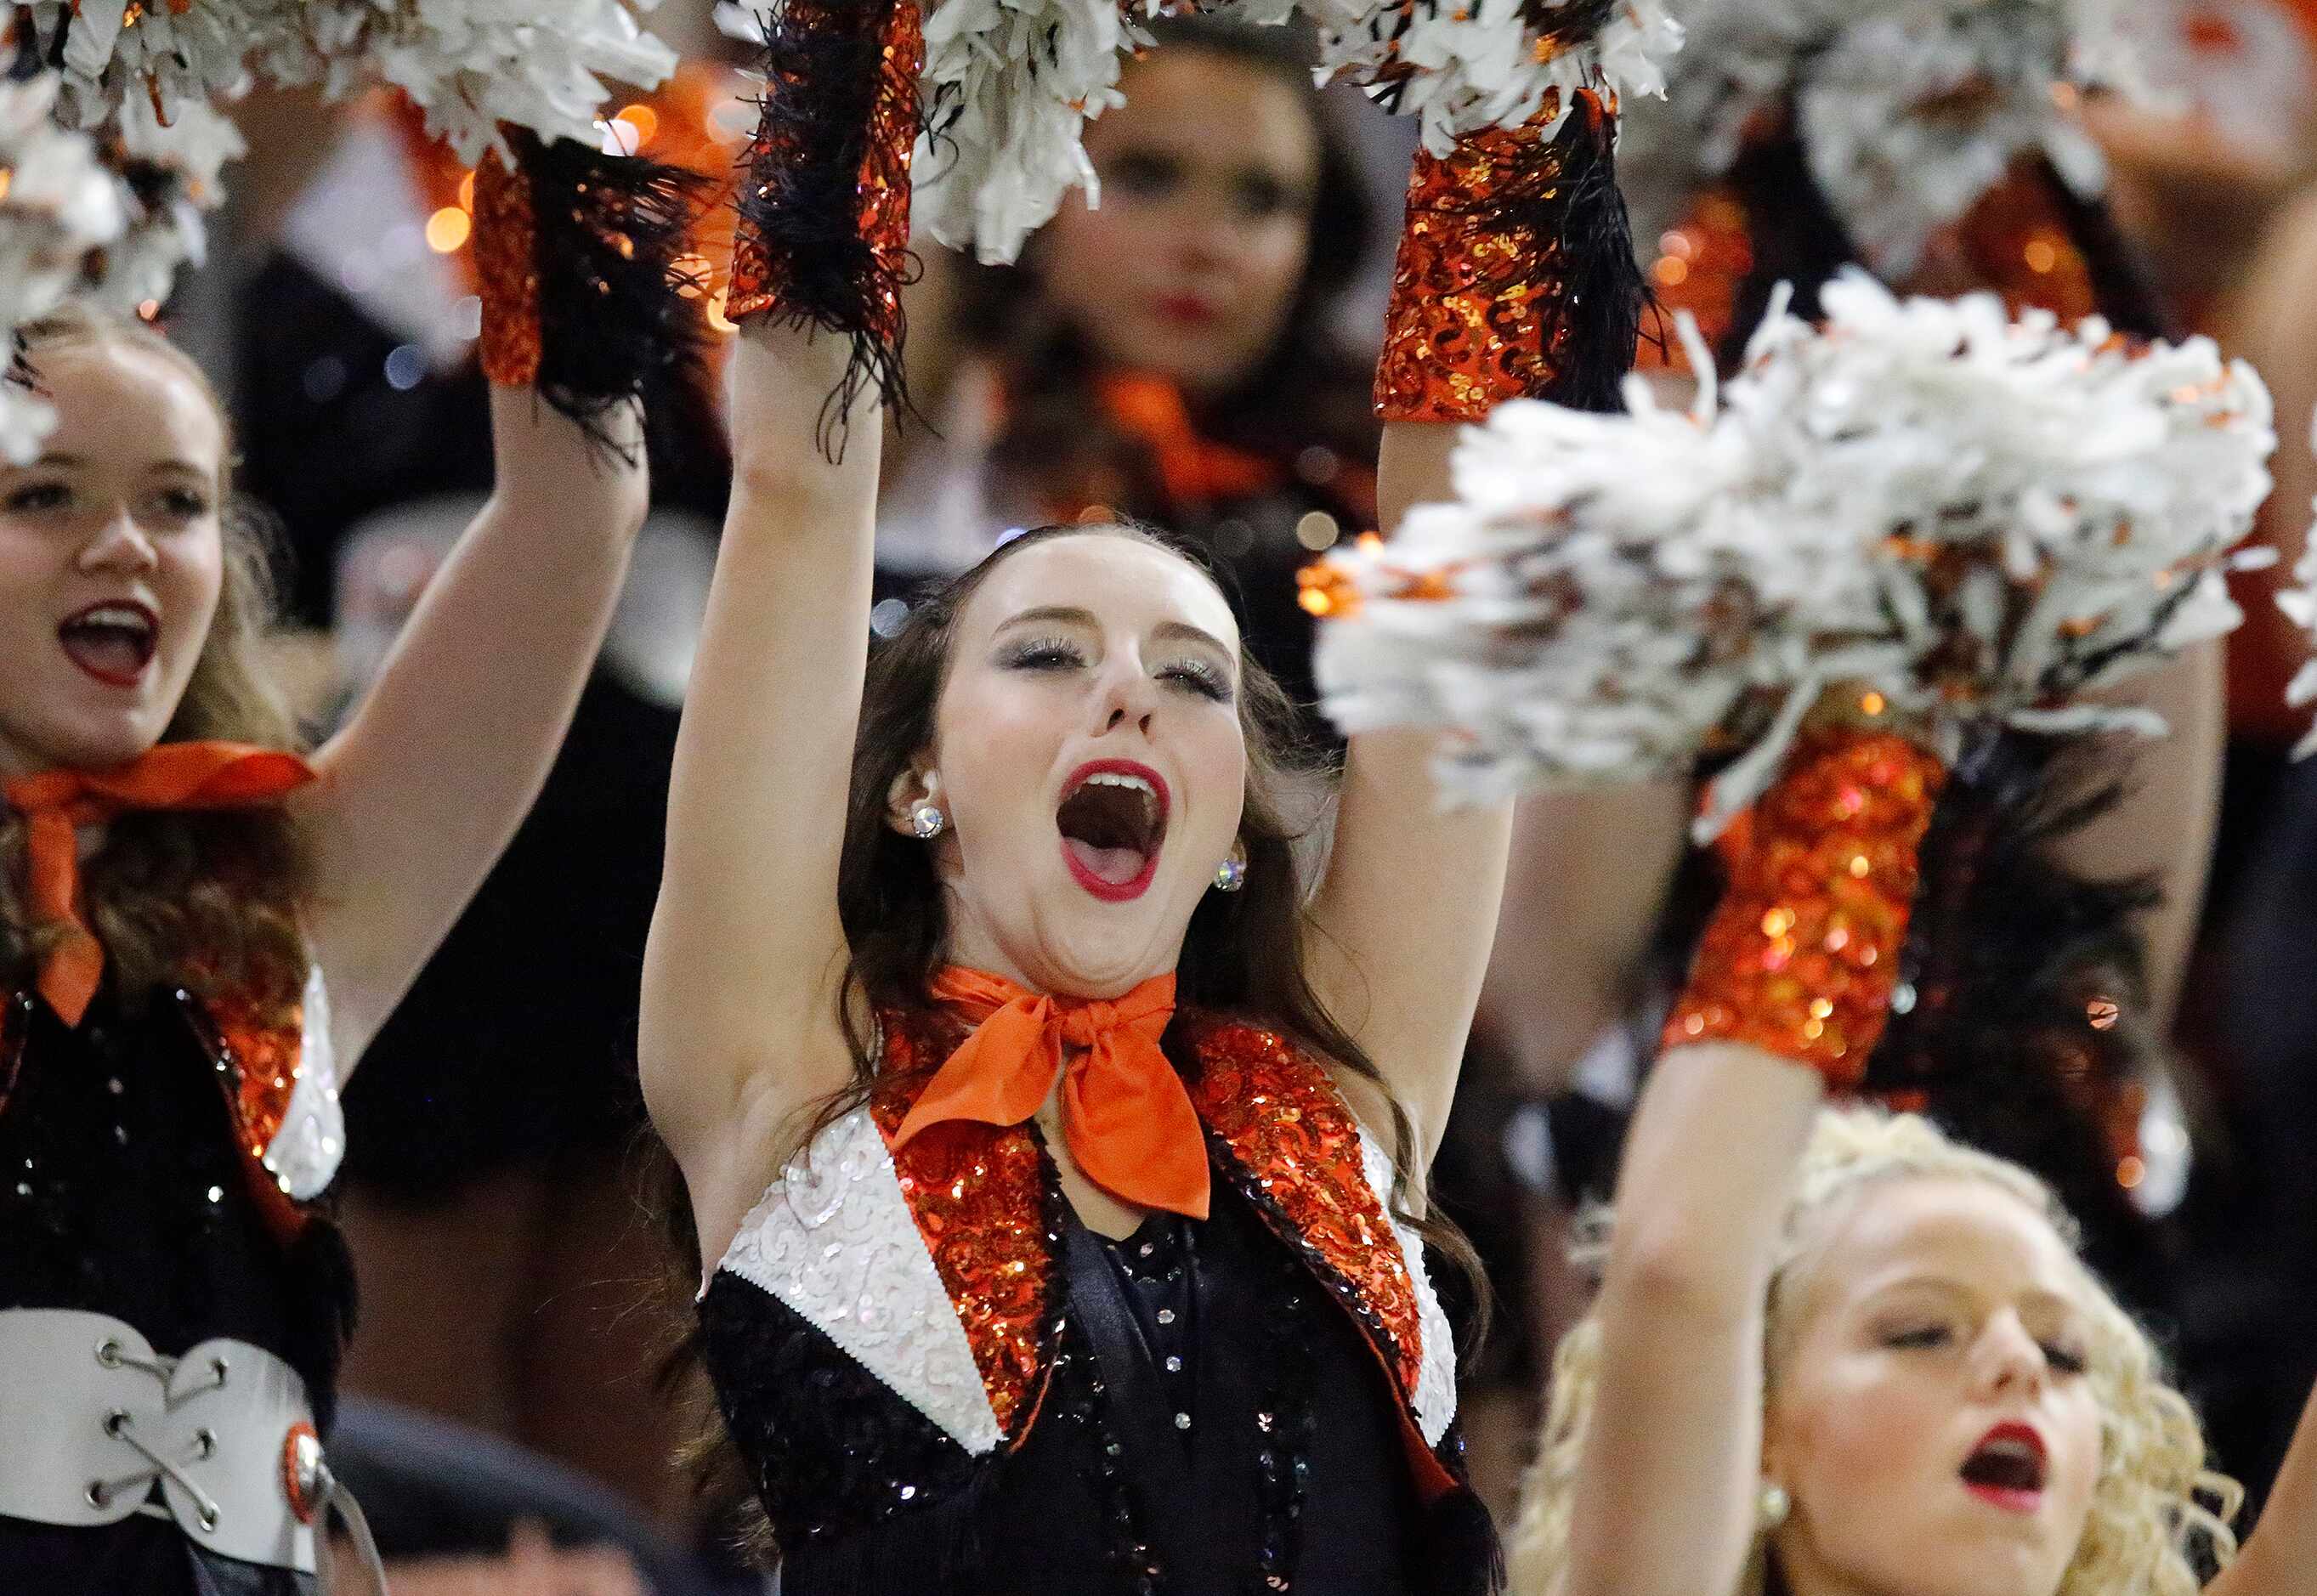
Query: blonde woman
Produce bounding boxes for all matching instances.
[1502,738,2317,1596]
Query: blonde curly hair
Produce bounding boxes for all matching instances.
[1507,1106,2239,1596]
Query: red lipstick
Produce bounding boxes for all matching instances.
[1057,759,1170,903]
[1960,1421,2048,1514]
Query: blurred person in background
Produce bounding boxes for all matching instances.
[2080,0,2317,1518]
[876,14,1384,731]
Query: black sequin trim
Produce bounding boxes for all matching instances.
[1248,1242,1317,1594]
[697,1272,981,1548]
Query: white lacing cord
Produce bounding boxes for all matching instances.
[87,1410,224,1531]
[307,1456,390,1595]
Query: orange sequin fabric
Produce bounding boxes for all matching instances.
[472,139,542,387]
[180,986,314,1243]
[1376,88,1621,421]
[871,1007,1060,1443]
[727,0,922,329]
[1185,1022,1425,1408]
[1188,1019,1459,1502]
[1664,727,1948,1084]
[1636,157,2101,379]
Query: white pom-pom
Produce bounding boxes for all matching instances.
[86,96,249,315]
[1266,0,1684,155]
[1314,273,2278,821]
[913,0,1139,262]
[1621,0,2138,277]
[919,0,1685,263]
[24,0,263,130]
[0,74,128,461]
[265,0,678,164]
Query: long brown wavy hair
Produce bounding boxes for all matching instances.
[0,306,312,1016]
[660,520,1491,1559]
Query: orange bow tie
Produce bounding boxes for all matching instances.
[892,965,1209,1220]
[4,742,318,1027]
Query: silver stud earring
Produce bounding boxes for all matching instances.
[1757,1481,1790,1532]
[1213,851,1246,893]
[910,802,947,840]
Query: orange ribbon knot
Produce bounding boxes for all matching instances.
[893,966,1209,1220]
[4,742,317,1027]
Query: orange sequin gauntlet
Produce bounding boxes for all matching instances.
[728,0,922,447]
[1663,727,1948,1085]
[1375,89,1643,422]
[471,124,713,450]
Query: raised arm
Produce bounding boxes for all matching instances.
[1546,1041,1822,1596]
[1309,92,1642,1157]
[1310,424,1516,1157]
[637,324,881,1249]
[638,0,920,1259]
[301,385,645,1065]
[2212,1378,2317,1596]
[299,133,701,1069]
[1519,723,1943,1596]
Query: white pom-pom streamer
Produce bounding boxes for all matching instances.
[1620,0,2137,277]
[912,0,1141,263]
[1312,273,2277,831]
[0,74,128,462]
[28,0,674,161]
[258,0,678,164]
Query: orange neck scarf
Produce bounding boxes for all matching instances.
[4,743,318,1027]
[892,965,1209,1220]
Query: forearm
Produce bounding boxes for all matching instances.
[639,316,882,1142]
[2054,643,2222,1025]
[1473,782,1691,1095]
[2212,1379,2317,1596]
[307,385,646,1050]
[1310,420,1517,1152]
[1561,1043,1822,1596]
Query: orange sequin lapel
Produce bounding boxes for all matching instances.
[870,1005,1456,1493]
[870,1006,1067,1446]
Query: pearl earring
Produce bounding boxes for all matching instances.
[1757,1481,1790,1531]
[1213,850,1246,893]
[910,801,947,840]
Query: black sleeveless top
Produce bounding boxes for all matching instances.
[0,987,354,1595]
[705,1180,1422,1594]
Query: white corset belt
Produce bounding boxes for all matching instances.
[0,1308,382,1584]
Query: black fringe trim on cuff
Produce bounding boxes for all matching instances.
[1863,727,2168,1307]
[735,0,922,458]
[1542,95,1647,412]
[509,125,717,462]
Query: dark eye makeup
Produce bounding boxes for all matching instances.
[3,480,71,514]
[998,634,1233,703]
